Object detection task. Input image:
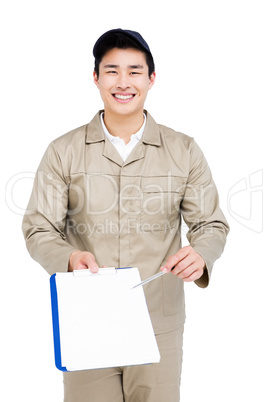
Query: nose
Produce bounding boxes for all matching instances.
[115,72,131,90]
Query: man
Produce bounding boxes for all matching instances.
[22,29,229,402]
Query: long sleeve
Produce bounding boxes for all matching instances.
[180,139,230,288]
[22,142,77,275]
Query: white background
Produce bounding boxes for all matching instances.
[1,0,267,401]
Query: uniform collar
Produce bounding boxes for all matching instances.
[100,112,146,143]
[85,110,161,147]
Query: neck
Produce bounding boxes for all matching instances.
[103,110,144,144]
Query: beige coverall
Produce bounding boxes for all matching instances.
[22,110,229,401]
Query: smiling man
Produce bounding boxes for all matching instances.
[22,29,229,402]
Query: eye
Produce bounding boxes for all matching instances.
[107,71,117,74]
[130,72,141,75]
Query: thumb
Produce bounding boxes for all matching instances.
[84,253,99,273]
[70,251,99,273]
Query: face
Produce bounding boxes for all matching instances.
[93,48,156,118]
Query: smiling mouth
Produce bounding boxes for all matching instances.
[112,94,136,102]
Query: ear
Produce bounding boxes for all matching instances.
[93,71,99,88]
[148,72,156,90]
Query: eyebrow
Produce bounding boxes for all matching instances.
[103,64,119,69]
[103,64,144,69]
[129,64,144,69]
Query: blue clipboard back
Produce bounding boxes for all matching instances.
[50,273,67,371]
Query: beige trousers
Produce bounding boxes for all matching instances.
[63,326,184,402]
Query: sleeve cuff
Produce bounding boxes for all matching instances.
[194,266,209,288]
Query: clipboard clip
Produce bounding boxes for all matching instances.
[73,267,116,277]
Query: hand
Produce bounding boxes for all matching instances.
[160,246,205,282]
[68,250,99,273]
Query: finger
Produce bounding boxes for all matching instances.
[171,254,197,276]
[74,252,99,273]
[161,246,192,273]
[177,253,205,279]
[182,267,204,282]
[173,254,205,281]
[85,255,99,273]
[160,254,183,273]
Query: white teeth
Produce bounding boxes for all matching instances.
[114,94,134,100]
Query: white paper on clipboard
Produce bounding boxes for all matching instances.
[50,267,160,371]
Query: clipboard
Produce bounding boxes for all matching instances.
[50,267,160,372]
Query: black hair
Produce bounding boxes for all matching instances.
[94,32,155,78]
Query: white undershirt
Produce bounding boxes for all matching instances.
[100,112,146,161]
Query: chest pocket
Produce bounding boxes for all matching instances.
[140,176,187,232]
